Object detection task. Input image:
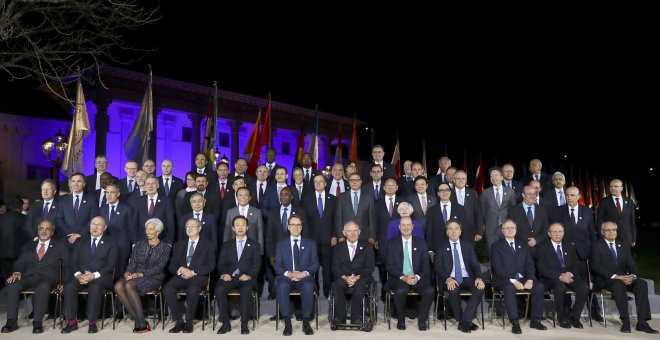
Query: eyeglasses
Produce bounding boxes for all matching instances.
[288,223,303,227]
[438,189,451,192]
[370,170,382,174]
[501,226,517,230]
[602,229,617,232]
[349,179,361,183]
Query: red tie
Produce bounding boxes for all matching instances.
[388,197,394,217]
[220,182,225,200]
[615,197,622,215]
[37,242,46,261]
[149,198,155,217]
[336,181,341,197]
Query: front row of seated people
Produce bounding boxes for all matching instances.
[2,216,658,335]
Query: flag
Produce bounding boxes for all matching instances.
[585,172,593,208]
[462,148,468,172]
[246,94,271,175]
[334,126,343,165]
[577,168,585,206]
[391,135,401,178]
[629,182,638,206]
[243,108,261,161]
[307,110,319,169]
[293,123,305,168]
[474,153,485,194]
[421,139,428,177]
[593,174,601,208]
[123,70,153,167]
[349,114,358,162]
[202,82,218,166]
[62,77,91,177]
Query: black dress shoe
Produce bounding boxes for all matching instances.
[571,319,583,329]
[458,322,471,333]
[396,319,406,330]
[592,314,604,322]
[511,320,522,334]
[241,322,250,335]
[1,324,18,333]
[530,318,547,330]
[620,322,631,333]
[182,324,193,333]
[636,321,659,334]
[169,323,184,333]
[61,323,79,334]
[302,321,314,335]
[283,323,292,336]
[418,323,429,331]
[469,322,479,331]
[558,320,571,329]
[217,322,231,334]
[88,323,98,334]
[33,326,44,334]
[267,293,276,300]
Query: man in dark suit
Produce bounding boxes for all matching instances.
[385,216,434,331]
[61,216,118,334]
[93,172,115,208]
[24,179,58,242]
[227,158,256,189]
[219,176,246,230]
[490,219,546,334]
[597,179,637,246]
[543,172,567,209]
[507,185,550,256]
[99,184,133,277]
[360,144,396,182]
[590,222,657,334]
[0,198,27,279]
[131,175,175,245]
[428,156,451,194]
[142,159,156,176]
[214,162,232,214]
[2,220,68,334]
[450,170,484,242]
[362,164,386,201]
[300,153,320,186]
[327,163,349,197]
[291,167,312,207]
[163,218,216,333]
[117,160,139,203]
[180,174,220,224]
[178,193,218,246]
[192,153,217,184]
[426,183,467,249]
[407,176,437,228]
[55,172,100,247]
[335,173,376,245]
[331,221,375,325]
[274,215,319,336]
[434,219,484,333]
[84,155,108,193]
[265,147,286,183]
[158,159,184,203]
[521,158,552,194]
[502,164,523,204]
[555,187,596,279]
[214,216,262,335]
[537,223,588,329]
[374,178,402,298]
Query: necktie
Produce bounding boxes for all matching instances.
[164,178,170,196]
[240,207,246,217]
[615,197,622,215]
[305,169,310,183]
[74,195,80,217]
[317,194,323,216]
[388,197,394,217]
[149,198,155,217]
[336,181,341,196]
[374,184,379,198]
[109,205,115,223]
[268,164,273,174]
[91,238,97,256]
[407,176,412,182]
[42,202,50,220]
[37,242,46,261]
[298,185,302,200]
[281,207,288,230]
[187,241,195,266]
[293,239,301,271]
[443,173,447,183]
[195,212,201,221]
[350,244,356,261]
[141,190,146,196]
[402,240,413,275]
[495,188,501,208]
[609,242,617,264]
[458,190,464,206]
[535,175,539,181]
[556,244,565,267]
[220,182,225,200]
[237,239,244,260]
[100,191,107,207]
[259,183,264,202]
[526,206,534,225]
[128,179,134,193]
[442,204,448,224]
[277,185,283,197]
[510,241,516,255]
[559,190,566,205]
[570,208,576,225]
[353,192,359,214]
[506,182,511,188]
[453,242,463,284]
[421,195,427,214]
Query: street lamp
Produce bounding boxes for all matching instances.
[42,129,68,191]
[321,165,332,180]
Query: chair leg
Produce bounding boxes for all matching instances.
[202,294,207,331]
[442,295,447,331]
[275,300,279,331]
[600,294,606,327]
[160,293,165,330]
[315,294,319,330]
[101,293,106,330]
[480,297,485,330]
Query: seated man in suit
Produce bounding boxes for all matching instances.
[490,219,546,334]
[331,220,375,325]
[62,216,118,334]
[385,216,434,331]
[274,215,319,336]
[434,219,484,333]
[163,218,216,333]
[2,220,68,334]
[537,222,588,329]
[590,222,658,334]
[214,215,262,334]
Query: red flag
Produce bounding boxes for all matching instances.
[243,109,261,162]
[246,95,271,175]
[391,135,401,178]
[474,154,485,195]
[585,174,593,208]
[293,123,305,168]
[421,139,428,177]
[349,114,358,162]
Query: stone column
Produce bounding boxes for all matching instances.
[230,120,241,166]
[148,107,161,161]
[93,94,112,157]
[189,112,201,169]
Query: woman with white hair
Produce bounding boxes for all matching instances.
[114,218,171,333]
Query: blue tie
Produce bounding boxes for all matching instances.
[453,242,463,284]
[442,204,448,224]
[374,184,379,198]
[128,179,134,193]
[556,244,565,267]
[164,178,170,196]
[317,194,323,216]
[609,242,617,264]
[91,238,97,256]
[42,202,50,220]
[281,207,288,230]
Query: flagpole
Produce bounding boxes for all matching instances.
[268,93,272,148]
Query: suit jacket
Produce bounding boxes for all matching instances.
[55,193,99,240]
[335,189,376,241]
[222,205,264,254]
[331,240,375,280]
[117,177,137,203]
[68,235,117,283]
[434,239,482,283]
[425,202,467,248]
[450,187,484,240]
[84,173,100,194]
[303,192,337,246]
[504,180,524,204]
[178,212,218,247]
[375,195,402,260]
[25,199,58,242]
[537,240,580,281]
[265,163,286,183]
[554,204,595,260]
[507,203,549,245]
[543,187,567,209]
[300,167,321,186]
[325,178,350,197]
[227,173,256,189]
[0,210,27,258]
[13,239,69,283]
[217,237,261,278]
[360,161,396,182]
[479,186,516,244]
[250,181,277,221]
[362,181,386,201]
[597,196,637,245]
[94,188,107,208]
[99,202,133,249]
[521,172,552,194]
[291,182,313,208]
[158,175,184,202]
[131,194,175,245]
[407,193,437,227]
[490,237,537,288]
[180,190,221,224]
[168,237,216,282]
[385,236,430,280]
[590,239,638,288]
[265,205,305,258]
[274,236,319,276]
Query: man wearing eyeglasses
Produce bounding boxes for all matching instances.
[336,173,376,245]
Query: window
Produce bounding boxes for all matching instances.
[219,132,229,147]
[182,127,191,142]
[281,142,290,155]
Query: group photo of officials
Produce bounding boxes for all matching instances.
[0,147,658,336]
